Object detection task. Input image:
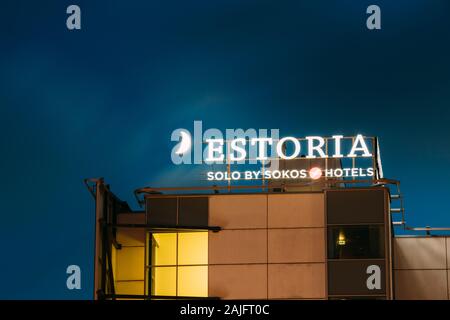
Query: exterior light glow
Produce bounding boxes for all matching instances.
[338,231,346,246]
[309,167,322,180]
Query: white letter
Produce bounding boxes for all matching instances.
[250,138,273,161]
[306,136,326,158]
[366,265,381,290]
[230,138,247,161]
[332,135,344,158]
[366,5,381,30]
[225,128,257,164]
[276,137,301,160]
[203,128,223,163]
[348,134,372,157]
[205,139,224,162]
[66,265,81,290]
[66,5,81,30]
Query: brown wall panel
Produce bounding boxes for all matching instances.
[393,236,450,300]
[394,237,447,270]
[268,264,326,299]
[447,238,450,269]
[268,228,325,263]
[268,194,324,228]
[209,265,267,299]
[209,195,267,229]
[209,230,267,264]
[448,270,450,299]
[394,270,448,300]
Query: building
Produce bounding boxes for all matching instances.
[85,136,450,300]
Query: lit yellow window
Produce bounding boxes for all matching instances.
[152,267,176,296]
[152,233,177,266]
[149,232,208,298]
[178,232,208,265]
[178,266,208,297]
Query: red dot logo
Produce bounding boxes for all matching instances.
[309,167,322,180]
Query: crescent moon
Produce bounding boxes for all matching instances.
[175,131,191,155]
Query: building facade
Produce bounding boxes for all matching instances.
[86,138,449,300]
[89,178,449,300]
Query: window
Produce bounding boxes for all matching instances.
[147,232,208,298]
[326,189,385,224]
[327,226,384,259]
[146,197,209,227]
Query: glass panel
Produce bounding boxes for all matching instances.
[178,197,209,226]
[177,266,208,297]
[328,226,384,259]
[148,231,208,298]
[111,244,116,281]
[327,190,385,224]
[116,247,145,280]
[178,232,208,265]
[115,281,144,295]
[147,198,177,226]
[152,233,177,266]
[151,267,176,296]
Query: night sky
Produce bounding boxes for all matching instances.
[1,0,450,299]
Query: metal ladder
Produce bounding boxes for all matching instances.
[389,180,450,234]
[389,180,406,227]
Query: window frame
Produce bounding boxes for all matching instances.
[146,231,208,298]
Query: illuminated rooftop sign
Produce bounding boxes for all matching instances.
[170,121,381,182]
[202,134,371,162]
[171,121,372,165]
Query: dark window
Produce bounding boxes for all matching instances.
[146,197,209,227]
[178,197,208,226]
[327,189,386,224]
[147,198,177,226]
[328,226,384,259]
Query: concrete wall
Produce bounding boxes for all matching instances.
[208,193,326,299]
[394,236,450,300]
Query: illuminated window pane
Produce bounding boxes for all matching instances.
[151,267,176,296]
[152,233,176,266]
[116,281,144,295]
[116,247,145,280]
[177,266,208,297]
[178,232,208,265]
[149,231,208,298]
[111,245,116,281]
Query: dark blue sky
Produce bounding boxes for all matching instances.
[1,0,449,299]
